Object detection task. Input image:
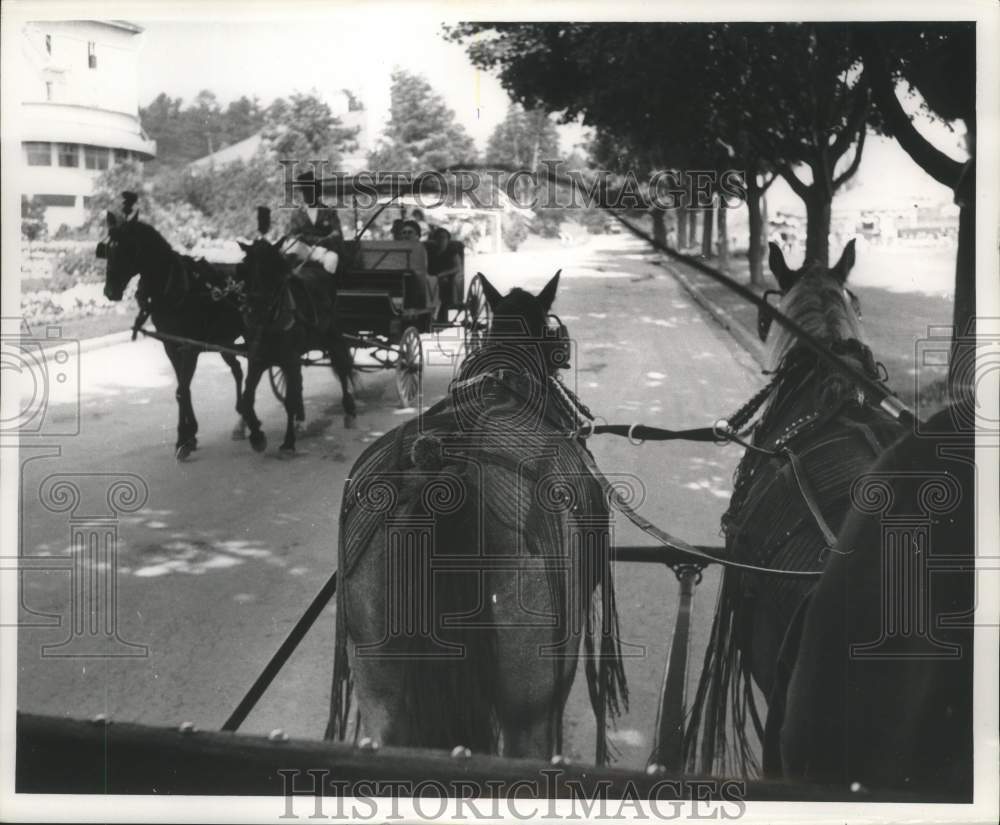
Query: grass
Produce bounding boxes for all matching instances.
[668,252,955,415]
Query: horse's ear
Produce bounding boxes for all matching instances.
[480,274,504,311]
[768,242,796,292]
[128,208,139,223]
[831,238,856,283]
[537,270,561,313]
[106,211,118,229]
[237,241,251,253]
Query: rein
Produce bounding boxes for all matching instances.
[464,366,825,579]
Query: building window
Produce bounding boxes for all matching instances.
[25,142,52,166]
[84,145,109,171]
[82,196,93,209]
[114,148,130,164]
[35,195,77,208]
[88,41,97,69]
[45,81,53,101]
[45,34,52,54]
[57,143,79,167]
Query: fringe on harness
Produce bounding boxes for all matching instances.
[326,379,629,760]
[684,350,902,777]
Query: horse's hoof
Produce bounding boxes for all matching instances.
[250,432,267,453]
[279,444,295,455]
[175,443,194,461]
[344,414,357,429]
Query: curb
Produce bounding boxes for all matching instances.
[76,330,133,354]
[656,256,767,367]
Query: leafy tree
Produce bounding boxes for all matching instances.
[369,69,477,171]
[486,104,564,236]
[221,95,266,146]
[262,90,359,166]
[447,22,869,266]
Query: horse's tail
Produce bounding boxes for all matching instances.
[328,434,497,751]
[683,568,763,776]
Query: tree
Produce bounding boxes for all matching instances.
[369,69,477,171]
[487,104,564,235]
[858,23,975,392]
[262,90,359,166]
[221,95,266,146]
[447,22,871,266]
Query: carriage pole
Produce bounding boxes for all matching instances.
[650,562,704,770]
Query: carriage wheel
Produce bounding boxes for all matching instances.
[395,327,423,408]
[464,273,492,354]
[268,365,286,403]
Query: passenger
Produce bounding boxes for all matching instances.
[390,218,405,241]
[426,227,462,323]
[398,220,422,242]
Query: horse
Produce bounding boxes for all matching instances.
[234,235,356,453]
[684,239,907,777]
[326,271,628,759]
[780,399,975,799]
[101,207,246,460]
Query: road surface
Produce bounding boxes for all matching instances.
[15,231,764,769]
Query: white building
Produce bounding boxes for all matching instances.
[18,20,156,231]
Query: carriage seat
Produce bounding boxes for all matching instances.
[351,240,438,311]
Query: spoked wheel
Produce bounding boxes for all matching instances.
[395,326,423,408]
[464,273,492,354]
[268,365,286,403]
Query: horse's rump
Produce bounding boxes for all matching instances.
[781,403,974,796]
[329,378,627,751]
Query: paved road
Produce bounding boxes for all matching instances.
[15,232,763,769]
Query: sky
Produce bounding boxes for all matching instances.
[130,12,967,213]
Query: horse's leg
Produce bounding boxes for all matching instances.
[239,359,268,452]
[166,344,199,460]
[329,333,356,428]
[221,352,246,440]
[280,359,303,453]
[491,556,578,759]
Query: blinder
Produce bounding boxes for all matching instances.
[95,239,108,259]
[545,314,571,370]
[757,287,862,342]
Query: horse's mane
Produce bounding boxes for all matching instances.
[765,271,862,372]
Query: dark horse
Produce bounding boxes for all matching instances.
[327,272,628,758]
[234,234,356,453]
[685,240,907,776]
[781,400,974,798]
[102,206,245,459]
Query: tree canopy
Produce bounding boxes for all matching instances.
[368,69,477,171]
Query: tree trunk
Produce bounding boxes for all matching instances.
[688,209,698,251]
[717,198,729,271]
[803,187,832,266]
[651,206,667,246]
[701,196,714,258]
[950,192,976,396]
[676,203,688,249]
[747,172,765,286]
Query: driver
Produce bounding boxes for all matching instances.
[287,170,343,274]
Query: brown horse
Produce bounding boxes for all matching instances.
[326,272,627,759]
[780,400,975,799]
[684,240,906,776]
[101,207,246,460]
